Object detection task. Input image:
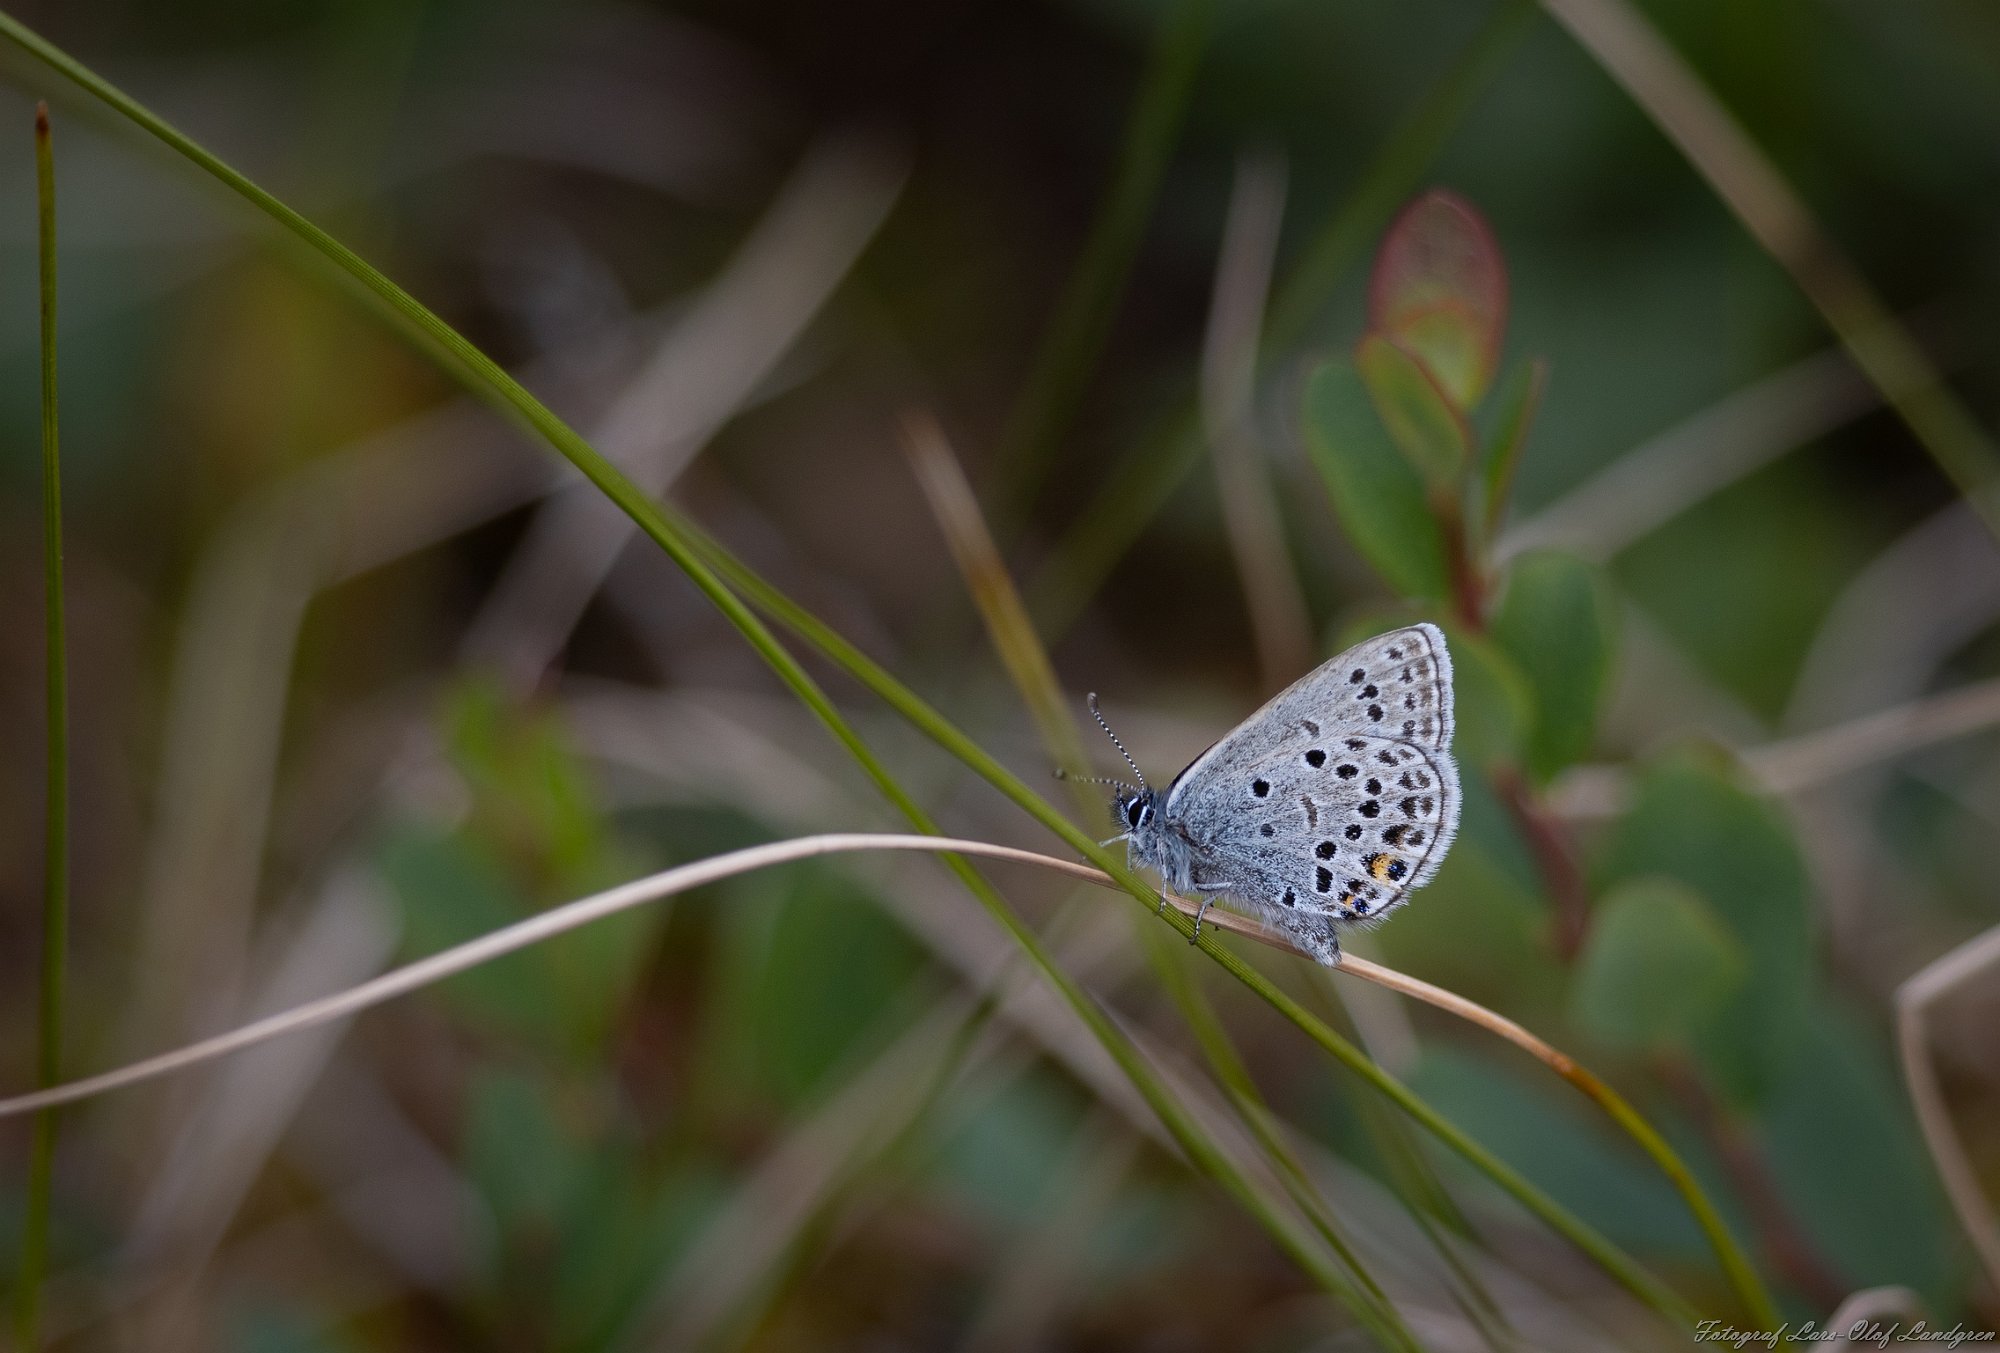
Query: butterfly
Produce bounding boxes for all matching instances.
[1085,623,1459,965]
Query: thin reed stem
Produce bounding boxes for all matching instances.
[15,100,66,1353]
[1493,765,1593,959]
[902,413,1095,797]
[1202,147,1315,686]
[1146,927,1421,1351]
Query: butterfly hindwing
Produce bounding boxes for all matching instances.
[1183,733,1459,924]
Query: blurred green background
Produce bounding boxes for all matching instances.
[2,0,1998,1347]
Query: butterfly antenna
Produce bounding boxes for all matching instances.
[1055,768,1136,793]
[1086,693,1146,789]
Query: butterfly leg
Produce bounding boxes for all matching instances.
[1186,881,1232,944]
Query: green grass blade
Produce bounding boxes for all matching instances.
[908,425,1413,1338]
[15,99,67,1353]
[994,0,1215,523]
[663,505,1701,1328]
[1146,929,1422,1350]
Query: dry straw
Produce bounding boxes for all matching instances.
[0,832,1586,1121]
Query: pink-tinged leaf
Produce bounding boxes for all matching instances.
[1367,190,1507,410]
[1356,334,1469,492]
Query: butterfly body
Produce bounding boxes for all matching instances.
[1103,624,1460,966]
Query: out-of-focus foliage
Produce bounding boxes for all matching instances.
[1570,877,1746,1053]
[1491,549,1614,781]
[1304,359,1452,600]
[1,0,1996,1346]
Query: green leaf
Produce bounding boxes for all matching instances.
[1407,1046,1717,1262]
[1570,878,1748,1052]
[443,677,607,892]
[379,828,663,1060]
[460,1070,720,1345]
[1438,622,1531,771]
[1479,356,1546,535]
[1491,550,1615,780]
[1757,996,1955,1306]
[463,1069,577,1252]
[1302,358,1450,600]
[1367,189,1508,409]
[747,868,926,1107]
[1357,334,1471,490]
[1594,753,1814,1103]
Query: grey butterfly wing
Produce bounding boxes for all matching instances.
[1160,624,1460,960]
[1164,624,1454,804]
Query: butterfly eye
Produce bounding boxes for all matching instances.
[1125,799,1146,830]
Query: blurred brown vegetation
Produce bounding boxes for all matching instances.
[3,0,2000,1348]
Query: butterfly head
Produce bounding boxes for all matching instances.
[1078,693,1163,852]
[1113,786,1158,838]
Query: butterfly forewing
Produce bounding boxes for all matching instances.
[1164,624,1453,812]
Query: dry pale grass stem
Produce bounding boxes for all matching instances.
[1201,146,1314,687]
[1551,675,2000,820]
[1828,1286,1927,1341]
[0,832,1623,1137]
[460,133,906,688]
[1897,923,2000,1291]
[902,412,1096,787]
